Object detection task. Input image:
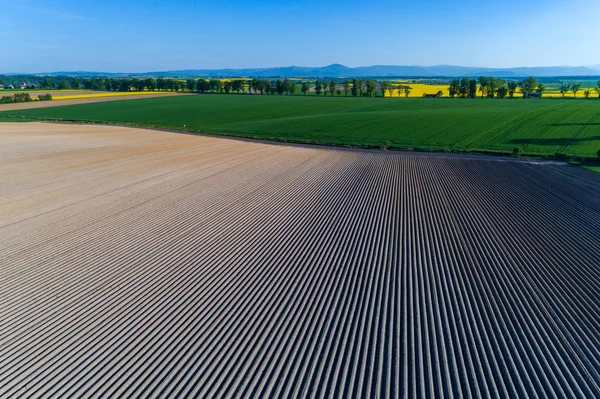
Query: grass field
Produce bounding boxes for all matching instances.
[2,95,600,158]
[0,95,600,157]
[2,123,600,397]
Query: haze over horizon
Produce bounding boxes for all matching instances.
[2,0,599,74]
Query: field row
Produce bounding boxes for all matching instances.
[1,123,599,398]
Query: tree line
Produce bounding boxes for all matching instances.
[448,76,541,99]
[448,77,600,99]
[1,92,52,104]
[3,74,600,99]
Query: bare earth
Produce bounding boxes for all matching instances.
[0,93,187,111]
[1,123,600,398]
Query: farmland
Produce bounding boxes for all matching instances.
[1,122,599,397]
[2,94,600,158]
[0,92,188,112]
[0,89,182,100]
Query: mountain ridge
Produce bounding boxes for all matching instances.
[7,64,600,78]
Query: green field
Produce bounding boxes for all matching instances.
[1,95,600,158]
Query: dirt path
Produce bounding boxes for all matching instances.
[1,123,599,398]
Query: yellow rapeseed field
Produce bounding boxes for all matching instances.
[387,84,449,97]
[389,84,598,98]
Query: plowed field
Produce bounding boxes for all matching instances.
[1,123,599,398]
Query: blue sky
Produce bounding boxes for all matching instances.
[1,0,598,73]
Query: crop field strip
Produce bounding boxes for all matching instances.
[0,92,187,112]
[0,123,599,398]
[2,95,599,158]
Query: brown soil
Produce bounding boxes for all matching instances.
[1,122,599,397]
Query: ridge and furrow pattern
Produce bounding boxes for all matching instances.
[1,123,599,398]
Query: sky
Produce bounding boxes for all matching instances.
[1,0,599,73]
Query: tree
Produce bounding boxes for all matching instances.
[478,76,489,98]
[213,80,224,93]
[12,92,32,102]
[381,81,391,97]
[223,81,232,94]
[343,80,350,96]
[403,85,412,97]
[40,77,56,89]
[163,79,173,91]
[329,79,336,96]
[232,79,243,94]
[315,79,323,96]
[517,80,524,97]
[264,79,272,94]
[355,78,364,96]
[275,79,285,95]
[535,83,545,98]
[559,81,570,98]
[458,78,470,98]
[58,79,71,90]
[351,79,359,97]
[255,80,265,94]
[571,82,581,98]
[70,78,80,90]
[507,80,518,98]
[104,78,112,91]
[395,85,405,97]
[146,78,156,91]
[157,78,166,91]
[167,79,177,91]
[497,86,508,99]
[119,79,131,92]
[487,77,499,98]
[197,79,208,93]
[131,78,145,92]
[468,79,477,98]
[366,79,377,97]
[597,81,600,98]
[488,78,506,98]
[186,79,196,92]
[584,89,591,99]
[282,78,291,95]
[289,82,297,95]
[301,82,309,95]
[520,76,538,98]
[448,79,460,98]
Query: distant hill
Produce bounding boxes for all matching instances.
[9,64,600,78]
[141,64,600,78]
